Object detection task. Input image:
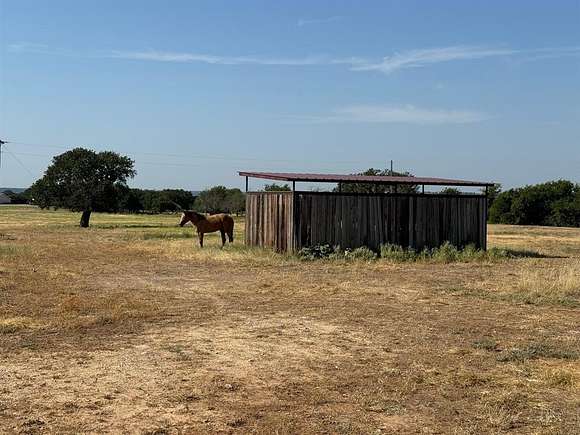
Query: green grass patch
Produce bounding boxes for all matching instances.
[497,342,578,363]
[141,231,195,240]
[0,244,20,257]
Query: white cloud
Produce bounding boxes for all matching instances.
[297,104,490,125]
[351,46,517,74]
[109,50,369,68]
[297,16,342,27]
[109,50,330,65]
[7,42,73,56]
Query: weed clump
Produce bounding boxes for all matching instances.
[297,244,337,260]
[380,244,420,262]
[473,337,500,352]
[298,245,377,261]
[344,246,377,261]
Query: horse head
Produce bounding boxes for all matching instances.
[179,211,206,227]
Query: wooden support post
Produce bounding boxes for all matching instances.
[422,184,425,194]
[291,181,298,252]
[245,176,248,192]
[338,182,342,193]
[483,185,488,251]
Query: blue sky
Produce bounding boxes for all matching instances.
[0,0,579,190]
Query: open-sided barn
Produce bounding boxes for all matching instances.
[240,171,494,252]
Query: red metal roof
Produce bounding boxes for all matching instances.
[239,171,494,187]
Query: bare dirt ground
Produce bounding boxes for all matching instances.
[1,206,579,434]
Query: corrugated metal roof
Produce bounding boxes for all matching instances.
[238,171,494,187]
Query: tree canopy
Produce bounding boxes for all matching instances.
[195,186,245,215]
[264,183,291,191]
[488,180,579,227]
[28,148,136,227]
[334,168,418,194]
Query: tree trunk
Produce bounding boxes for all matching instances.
[80,210,91,228]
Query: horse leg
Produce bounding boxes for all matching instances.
[198,232,204,248]
[220,229,226,247]
[227,219,234,243]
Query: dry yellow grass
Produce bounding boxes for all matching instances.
[0,205,579,434]
[513,260,580,306]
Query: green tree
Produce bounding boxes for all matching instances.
[488,189,519,224]
[334,168,418,194]
[224,188,246,215]
[440,187,462,195]
[196,186,246,215]
[488,180,579,227]
[264,183,291,191]
[28,148,135,227]
[158,189,196,212]
[117,186,144,213]
[196,186,229,214]
[485,183,502,211]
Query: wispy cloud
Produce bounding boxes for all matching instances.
[109,50,330,65]
[352,45,580,74]
[7,42,76,57]
[297,16,342,27]
[8,42,580,74]
[352,46,517,74]
[294,104,491,125]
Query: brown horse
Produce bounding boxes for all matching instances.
[179,211,234,248]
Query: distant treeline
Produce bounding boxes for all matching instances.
[489,180,579,227]
[21,185,246,215]
[100,186,246,214]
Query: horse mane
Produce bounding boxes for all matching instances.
[188,211,206,220]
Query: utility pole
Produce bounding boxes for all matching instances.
[0,139,5,171]
[389,159,394,193]
[0,139,6,186]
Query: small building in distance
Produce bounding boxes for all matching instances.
[0,192,11,204]
[240,171,494,252]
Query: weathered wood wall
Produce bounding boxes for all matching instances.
[245,191,487,252]
[245,192,294,252]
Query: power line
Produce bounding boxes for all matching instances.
[3,147,38,178]
[9,140,380,165]
[6,150,368,173]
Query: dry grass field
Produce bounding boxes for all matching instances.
[1,205,579,434]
